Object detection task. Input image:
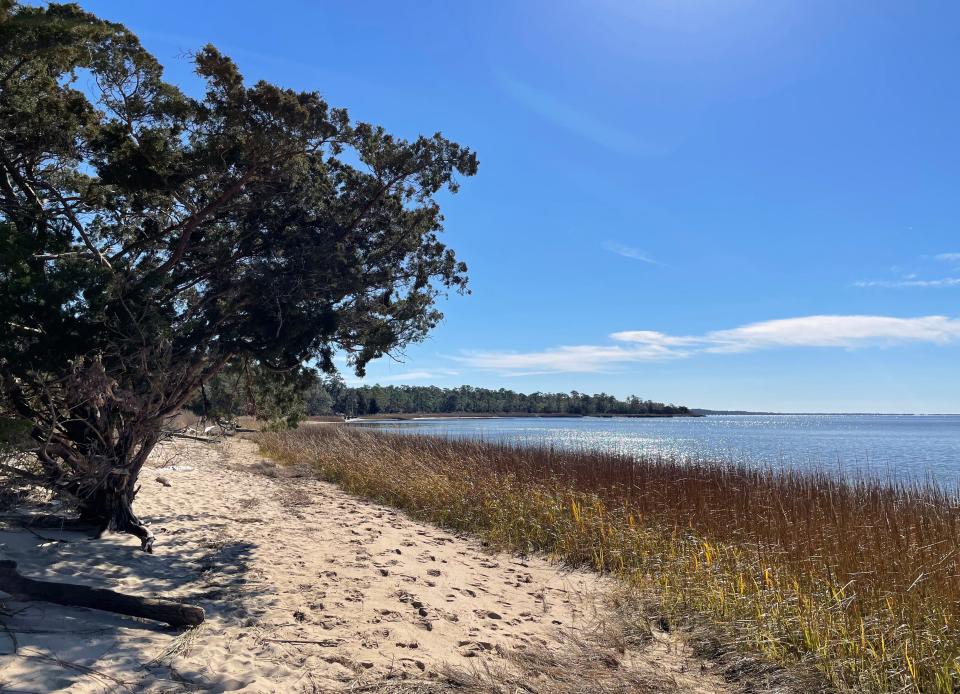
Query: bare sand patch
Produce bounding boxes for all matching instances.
[0,438,733,692]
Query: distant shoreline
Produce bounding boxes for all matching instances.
[693,410,960,416]
[305,411,960,424]
[309,411,701,423]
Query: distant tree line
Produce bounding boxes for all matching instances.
[187,371,690,425]
[306,379,690,417]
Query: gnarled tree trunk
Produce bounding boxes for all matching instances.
[72,429,161,553]
[78,482,156,553]
[5,357,220,554]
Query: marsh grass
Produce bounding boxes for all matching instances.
[259,426,960,692]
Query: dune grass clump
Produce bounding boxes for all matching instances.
[258,426,960,692]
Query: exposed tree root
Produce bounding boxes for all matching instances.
[0,560,203,626]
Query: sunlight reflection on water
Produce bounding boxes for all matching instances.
[351,414,960,485]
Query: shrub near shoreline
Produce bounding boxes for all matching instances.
[259,426,960,693]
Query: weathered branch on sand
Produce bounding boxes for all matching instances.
[0,560,204,627]
[0,515,101,534]
[166,432,219,443]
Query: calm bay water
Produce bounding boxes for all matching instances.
[352,414,960,484]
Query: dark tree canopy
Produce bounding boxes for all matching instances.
[304,383,690,418]
[0,2,476,549]
[188,361,317,430]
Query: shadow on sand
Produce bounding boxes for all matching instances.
[0,511,260,692]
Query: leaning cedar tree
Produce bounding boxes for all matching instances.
[0,3,477,551]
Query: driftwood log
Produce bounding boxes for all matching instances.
[0,560,204,627]
[167,432,219,443]
[0,515,101,534]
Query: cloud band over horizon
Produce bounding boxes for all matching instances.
[455,315,960,374]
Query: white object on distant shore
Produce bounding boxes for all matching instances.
[154,464,194,473]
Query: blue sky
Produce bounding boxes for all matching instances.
[80,0,960,412]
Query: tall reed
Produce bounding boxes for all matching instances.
[259,426,960,692]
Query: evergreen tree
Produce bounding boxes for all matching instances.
[0,2,476,550]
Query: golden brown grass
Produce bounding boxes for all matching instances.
[258,426,960,692]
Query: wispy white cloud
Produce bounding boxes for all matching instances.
[457,344,686,375]
[855,254,960,288]
[700,315,960,353]
[375,369,459,383]
[497,75,659,157]
[603,241,658,264]
[616,315,960,353]
[456,315,960,374]
[608,330,700,347]
[853,278,960,288]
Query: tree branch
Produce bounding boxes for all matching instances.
[46,189,113,270]
[149,165,260,277]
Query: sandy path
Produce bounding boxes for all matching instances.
[0,438,731,693]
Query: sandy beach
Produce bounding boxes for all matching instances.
[0,438,732,693]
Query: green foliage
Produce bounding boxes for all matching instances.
[303,383,690,417]
[304,379,335,416]
[0,1,475,383]
[0,417,31,451]
[188,362,315,429]
[0,1,476,536]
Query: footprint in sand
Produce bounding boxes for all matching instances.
[438,609,459,623]
[457,639,494,655]
[375,609,402,622]
[473,609,503,620]
[398,658,426,674]
[319,616,348,630]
